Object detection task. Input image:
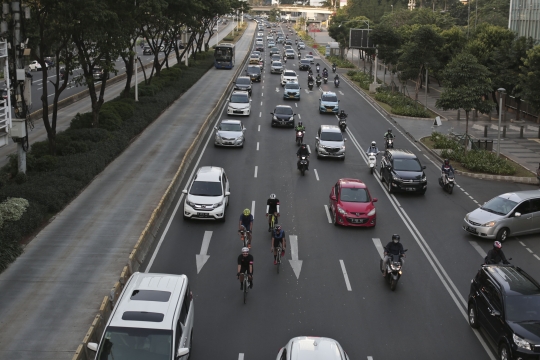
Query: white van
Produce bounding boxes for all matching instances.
[88,272,194,360]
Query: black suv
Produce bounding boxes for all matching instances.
[380,149,427,194]
[245,65,261,82]
[468,265,540,360]
[234,76,253,96]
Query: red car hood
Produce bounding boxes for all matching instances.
[340,201,373,215]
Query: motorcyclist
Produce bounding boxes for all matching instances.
[315,74,322,85]
[384,129,395,140]
[366,141,379,154]
[332,62,337,71]
[307,73,314,84]
[441,159,455,185]
[296,143,310,170]
[382,234,406,276]
[316,62,320,73]
[338,109,347,120]
[307,67,313,76]
[485,241,510,265]
[295,121,306,132]
[283,54,287,63]
[322,68,328,77]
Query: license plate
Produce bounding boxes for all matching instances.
[197,213,210,217]
[405,187,416,191]
[466,226,478,234]
[326,109,332,112]
[289,95,295,98]
[234,110,243,114]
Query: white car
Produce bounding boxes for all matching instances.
[28,60,48,71]
[266,35,274,41]
[298,42,306,49]
[305,54,314,63]
[214,119,245,148]
[183,166,230,221]
[227,90,251,116]
[277,337,350,360]
[280,70,298,86]
[285,49,295,59]
[271,61,283,74]
[257,31,264,36]
[267,41,275,48]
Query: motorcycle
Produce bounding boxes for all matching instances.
[484,256,512,265]
[298,156,309,176]
[384,137,394,149]
[438,170,455,194]
[332,65,336,73]
[380,249,407,291]
[316,65,320,73]
[323,75,328,84]
[316,79,322,87]
[308,81,314,91]
[283,57,287,63]
[295,130,305,145]
[367,151,380,174]
[338,118,347,132]
[334,78,340,88]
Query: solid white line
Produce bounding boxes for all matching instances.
[238,354,244,360]
[367,357,373,360]
[339,260,352,291]
[251,200,255,219]
[258,125,260,131]
[469,241,487,258]
[254,166,258,178]
[519,241,526,246]
[295,103,297,107]
[257,142,259,151]
[372,238,385,259]
[261,92,263,97]
[534,254,540,261]
[527,248,534,253]
[324,205,332,223]
[314,169,319,181]
[146,99,229,271]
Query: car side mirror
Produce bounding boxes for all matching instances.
[87,343,98,352]
[250,99,252,102]
[214,126,218,130]
[422,165,426,169]
[225,191,230,196]
[514,212,521,217]
[330,195,336,200]
[315,136,319,140]
[182,189,187,194]
[177,348,190,358]
[373,198,378,202]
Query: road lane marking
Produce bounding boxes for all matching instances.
[258,125,260,131]
[464,192,469,195]
[259,112,261,117]
[262,85,264,89]
[339,90,344,95]
[261,92,263,97]
[254,166,258,178]
[261,101,262,106]
[257,142,259,151]
[196,231,212,273]
[534,254,540,261]
[367,357,373,360]
[339,260,352,291]
[372,238,385,259]
[314,169,319,181]
[527,248,533,253]
[275,87,279,92]
[251,200,255,219]
[324,205,332,223]
[297,114,301,119]
[469,241,487,258]
[307,144,311,154]
[295,103,297,107]
[238,354,244,360]
[520,241,526,246]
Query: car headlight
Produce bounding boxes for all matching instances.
[367,208,376,216]
[392,174,402,182]
[337,205,347,215]
[513,334,532,351]
[212,201,223,209]
[421,175,427,182]
[482,221,497,228]
[215,133,222,139]
[340,146,346,150]
[289,116,294,121]
[273,116,278,120]
[186,200,195,207]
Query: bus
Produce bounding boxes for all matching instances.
[214,43,235,69]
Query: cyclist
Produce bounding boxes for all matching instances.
[266,194,280,232]
[271,225,287,265]
[237,247,253,289]
[239,209,254,247]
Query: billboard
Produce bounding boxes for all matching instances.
[349,29,373,49]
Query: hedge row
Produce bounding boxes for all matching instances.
[0,51,215,273]
[326,56,355,69]
[374,88,431,118]
[430,132,516,175]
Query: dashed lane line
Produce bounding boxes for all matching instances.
[314,169,319,181]
[251,201,256,219]
[469,241,487,258]
[254,166,258,178]
[535,255,540,261]
[527,248,534,253]
[259,112,261,117]
[339,260,352,291]
[258,125,260,132]
[257,142,259,151]
[323,205,332,223]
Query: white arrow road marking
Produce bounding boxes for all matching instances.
[276,87,280,92]
[324,205,332,223]
[196,231,213,273]
[372,238,385,259]
[339,260,352,291]
[288,235,303,279]
[339,90,344,95]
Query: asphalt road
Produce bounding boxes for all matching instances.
[142,24,539,360]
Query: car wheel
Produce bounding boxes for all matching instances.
[387,179,393,194]
[380,167,385,182]
[496,228,509,243]
[220,212,226,222]
[468,303,480,329]
[332,208,339,226]
[499,343,510,360]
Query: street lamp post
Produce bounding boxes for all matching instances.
[497,88,506,157]
[391,4,393,13]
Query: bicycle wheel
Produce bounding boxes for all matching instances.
[243,278,248,304]
[277,248,281,274]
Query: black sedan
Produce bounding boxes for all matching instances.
[270,105,296,128]
[245,65,262,82]
[299,59,311,71]
[234,76,253,96]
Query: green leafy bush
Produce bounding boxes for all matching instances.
[326,56,354,68]
[0,197,29,228]
[99,110,123,131]
[347,70,371,90]
[70,112,93,129]
[374,88,431,118]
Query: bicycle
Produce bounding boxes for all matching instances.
[268,212,278,231]
[239,226,251,248]
[275,246,282,273]
[242,270,249,304]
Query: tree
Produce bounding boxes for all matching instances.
[269,8,280,22]
[370,24,402,92]
[519,45,540,121]
[436,52,492,148]
[398,25,444,101]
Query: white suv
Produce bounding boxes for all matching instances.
[315,124,346,160]
[277,337,350,360]
[88,272,194,360]
[227,90,251,116]
[183,166,230,221]
[280,70,298,86]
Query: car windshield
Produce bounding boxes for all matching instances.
[481,196,518,215]
[505,295,540,322]
[236,78,250,85]
[301,60,310,64]
[230,94,249,103]
[286,50,294,54]
[340,188,369,202]
[247,67,261,74]
[96,326,172,360]
[284,71,296,77]
[250,54,258,59]
[285,83,300,90]
[275,107,293,115]
[272,47,278,51]
[219,123,242,131]
[272,61,282,66]
[392,158,423,172]
[320,131,343,141]
[322,95,338,102]
[190,181,222,196]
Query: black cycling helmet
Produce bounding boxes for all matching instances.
[392,234,400,242]
[301,143,306,148]
[298,121,303,126]
[388,129,392,133]
[444,159,450,165]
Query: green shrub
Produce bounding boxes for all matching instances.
[101,101,134,121]
[30,141,50,158]
[66,128,111,143]
[33,155,58,172]
[70,112,93,129]
[375,88,430,118]
[99,110,122,131]
[326,56,355,68]
[0,197,29,228]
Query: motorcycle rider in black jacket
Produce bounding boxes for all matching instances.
[296,143,310,170]
[382,234,405,276]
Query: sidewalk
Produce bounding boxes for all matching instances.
[310,28,540,174]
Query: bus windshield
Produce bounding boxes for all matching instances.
[214,47,233,62]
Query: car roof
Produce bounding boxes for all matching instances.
[284,70,296,74]
[220,119,242,125]
[231,90,249,96]
[495,190,540,203]
[483,265,540,296]
[194,166,223,182]
[320,124,341,132]
[339,178,367,188]
[272,61,282,64]
[275,105,293,110]
[109,272,187,330]
[322,91,337,97]
[386,149,418,159]
[289,337,344,360]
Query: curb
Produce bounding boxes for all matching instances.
[71,24,255,360]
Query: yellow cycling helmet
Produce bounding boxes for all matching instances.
[243,208,251,216]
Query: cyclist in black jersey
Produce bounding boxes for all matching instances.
[271,225,286,265]
[237,247,253,289]
[266,193,280,232]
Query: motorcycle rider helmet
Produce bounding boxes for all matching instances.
[444,159,450,166]
[494,241,502,250]
[371,141,376,147]
[243,208,251,216]
[298,121,302,127]
[392,234,400,243]
[340,110,345,115]
[270,193,276,199]
[241,247,250,254]
[388,129,392,133]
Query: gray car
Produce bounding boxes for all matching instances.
[271,61,283,74]
[214,119,246,147]
[315,124,346,160]
[463,190,540,242]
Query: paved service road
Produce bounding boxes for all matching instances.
[0,21,251,360]
[143,24,539,360]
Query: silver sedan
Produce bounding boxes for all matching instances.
[214,119,246,148]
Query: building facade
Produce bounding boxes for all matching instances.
[509,0,540,43]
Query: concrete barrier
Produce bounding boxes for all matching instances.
[71,24,254,360]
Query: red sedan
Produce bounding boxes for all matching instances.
[329,178,377,227]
